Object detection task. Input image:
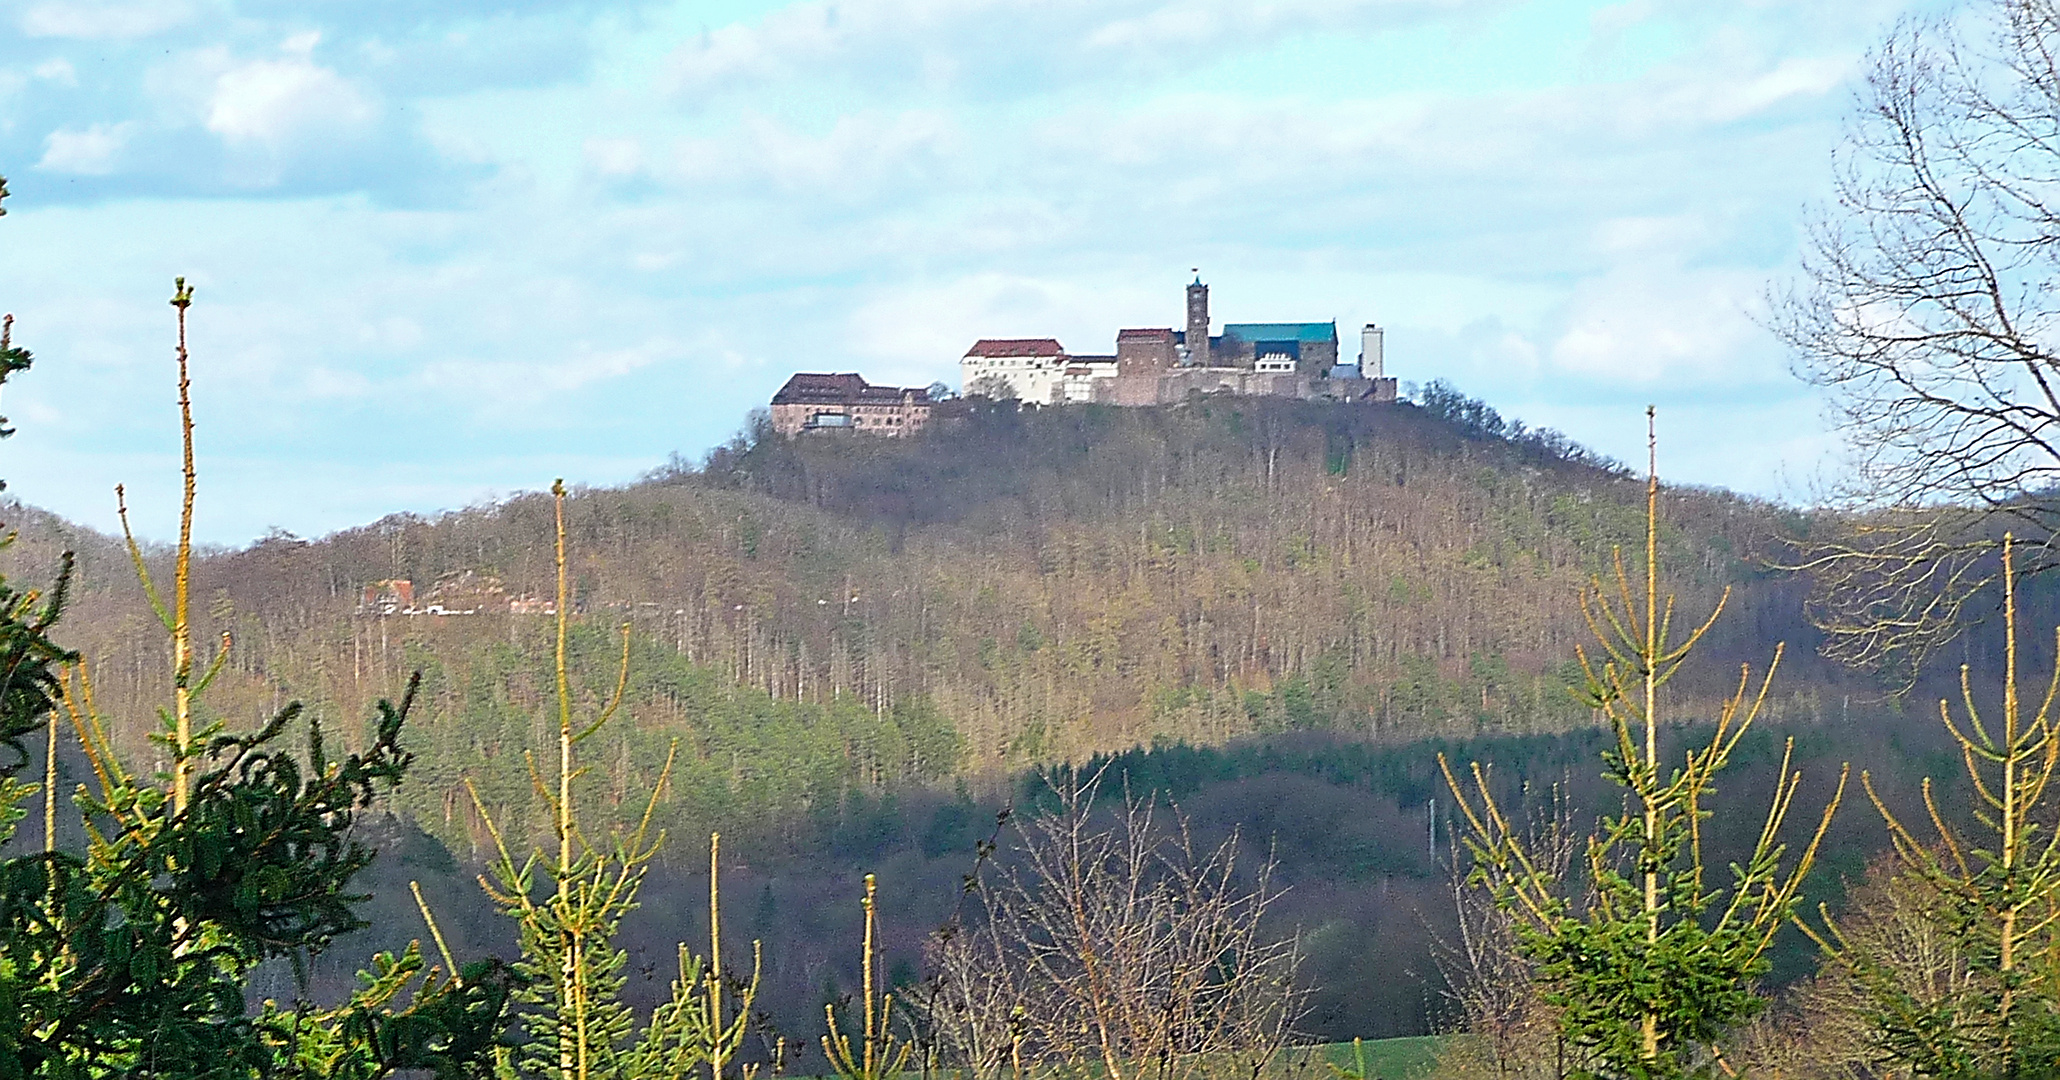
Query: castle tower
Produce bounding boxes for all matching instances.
[1186,272,1210,366]
[1360,323,1384,378]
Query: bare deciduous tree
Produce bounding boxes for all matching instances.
[924,909,1037,1080]
[1428,784,1578,1080]
[1776,0,2060,678]
[1731,857,1963,1080]
[921,770,1305,1080]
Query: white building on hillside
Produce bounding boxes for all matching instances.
[961,338,1066,403]
[960,339,1119,404]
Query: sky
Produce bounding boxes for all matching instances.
[0,0,1925,545]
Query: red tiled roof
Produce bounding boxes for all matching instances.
[965,338,1065,357]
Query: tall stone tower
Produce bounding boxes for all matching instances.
[1360,323,1384,378]
[1186,272,1210,366]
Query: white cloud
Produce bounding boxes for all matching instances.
[1546,265,1767,384]
[32,58,77,85]
[0,70,21,107]
[662,0,1495,97]
[206,39,378,149]
[1081,4,1230,50]
[1592,214,1713,258]
[666,0,1029,93]
[584,137,644,177]
[1589,0,1657,38]
[1705,55,1851,122]
[1084,0,1481,50]
[416,339,678,412]
[18,0,196,39]
[669,109,959,200]
[37,122,134,175]
[849,272,1161,379]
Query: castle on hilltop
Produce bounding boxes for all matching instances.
[768,274,1396,437]
[960,276,1396,406]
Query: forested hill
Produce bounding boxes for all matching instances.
[2,393,1873,854]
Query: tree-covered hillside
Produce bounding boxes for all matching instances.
[0,394,1880,853]
[2,390,2015,1048]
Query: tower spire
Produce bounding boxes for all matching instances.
[1186,271,1210,367]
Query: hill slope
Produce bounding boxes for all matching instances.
[6,392,1998,1046]
[0,395,1867,850]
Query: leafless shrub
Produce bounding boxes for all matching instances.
[1730,856,1966,1079]
[1427,783,1579,1080]
[924,902,1038,1080]
[921,768,1305,1080]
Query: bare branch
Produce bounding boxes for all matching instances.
[1775,1,2060,676]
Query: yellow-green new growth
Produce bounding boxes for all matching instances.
[1442,408,1845,1079]
[1805,533,2060,1075]
[23,275,511,1078]
[1326,1037,1371,1080]
[472,479,765,1080]
[110,277,231,816]
[824,873,912,1080]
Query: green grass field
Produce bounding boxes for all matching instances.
[1314,1036,1447,1080]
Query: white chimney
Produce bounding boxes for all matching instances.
[1359,323,1384,379]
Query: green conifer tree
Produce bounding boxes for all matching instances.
[472,480,762,1080]
[0,177,74,768]
[0,248,511,1076]
[1805,534,2060,1078]
[1443,410,1846,1080]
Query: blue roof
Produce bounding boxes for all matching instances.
[1222,322,1335,343]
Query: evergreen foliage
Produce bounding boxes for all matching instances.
[1444,413,1845,1079]
[393,628,961,855]
[13,671,510,1078]
[0,177,69,768]
[0,266,511,1077]
[0,458,70,773]
[1,315,32,444]
[1806,535,2060,1077]
[472,480,765,1080]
